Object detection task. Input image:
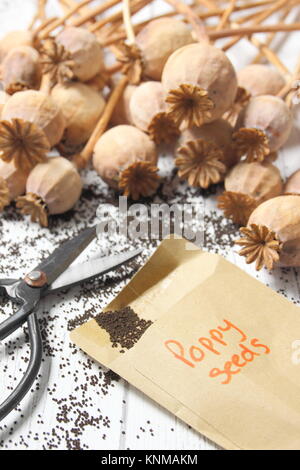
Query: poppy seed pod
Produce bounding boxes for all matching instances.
[130,81,179,144]
[93,125,159,200]
[218,161,283,225]
[175,120,237,189]
[237,64,286,97]
[233,95,293,163]
[2,90,66,147]
[51,82,105,147]
[0,30,34,63]
[236,195,300,270]
[1,45,41,95]
[136,18,194,81]
[16,156,82,227]
[162,43,237,128]
[56,27,104,82]
[110,84,136,126]
[284,170,300,195]
[0,160,28,210]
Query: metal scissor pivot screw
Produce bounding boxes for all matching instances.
[24,271,48,288]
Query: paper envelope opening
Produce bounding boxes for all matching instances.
[71,237,300,450]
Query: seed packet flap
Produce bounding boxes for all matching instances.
[71,237,300,450]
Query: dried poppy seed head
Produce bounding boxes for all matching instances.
[2,90,66,147]
[175,139,227,189]
[162,43,237,128]
[110,84,137,126]
[244,195,300,268]
[51,82,105,147]
[129,81,179,144]
[0,159,28,202]
[238,95,293,154]
[179,119,237,169]
[0,30,34,62]
[0,118,49,172]
[93,125,158,200]
[56,27,104,82]
[225,161,283,203]
[136,18,194,81]
[218,161,283,225]
[237,64,286,97]
[17,156,82,227]
[236,223,282,271]
[232,128,270,163]
[1,45,41,95]
[119,160,160,201]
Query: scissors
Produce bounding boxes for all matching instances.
[0,225,142,422]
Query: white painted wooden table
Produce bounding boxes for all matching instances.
[0,0,300,451]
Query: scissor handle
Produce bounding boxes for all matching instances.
[0,312,42,422]
[0,299,39,341]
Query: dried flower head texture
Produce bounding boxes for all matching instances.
[40,38,75,84]
[0,30,34,62]
[93,125,158,200]
[239,195,300,268]
[237,64,286,97]
[2,90,66,147]
[232,127,270,163]
[218,192,258,226]
[162,43,237,128]
[119,160,160,200]
[175,139,226,189]
[17,156,82,227]
[223,86,251,127]
[51,82,105,147]
[179,119,237,169]
[17,192,49,227]
[56,27,104,82]
[1,46,41,95]
[130,81,179,144]
[166,84,214,129]
[236,95,293,158]
[136,18,194,81]
[236,224,282,271]
[218,161,283,225]
[0,176,10,211]
[0,118,49,171]
[114,42,143,85]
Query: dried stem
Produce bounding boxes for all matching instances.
[251,6,291,63]
[222,0,292,51]
[76,75,128,168]
[33,16,59,36]
[89,0,150,33]
[163,0,209,42]
[215,0,236,32]
[29,0,47,30]
[210,22,300,41]
[250,36,290,76]
[38,0,94,39]
[122,0,135,44]
[71,0,121,27]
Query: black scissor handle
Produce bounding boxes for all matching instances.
[0,312,42,422]
[0,299,39,341]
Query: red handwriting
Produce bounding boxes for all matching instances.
[164,319,270,385]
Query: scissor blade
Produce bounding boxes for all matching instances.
[33,226,98,286]
[47,249,142,293]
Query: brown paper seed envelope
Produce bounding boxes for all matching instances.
[71,237,300,450]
